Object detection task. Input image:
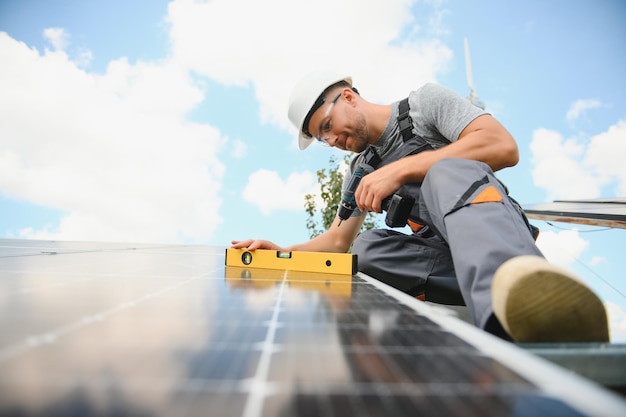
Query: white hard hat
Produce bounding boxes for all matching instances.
[288,71,352,150]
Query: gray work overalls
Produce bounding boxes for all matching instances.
[350,99,542,336]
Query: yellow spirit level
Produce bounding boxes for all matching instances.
[225,248,357,275]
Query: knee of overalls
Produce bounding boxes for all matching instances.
[421,158,504,218]
[425,158,492,190]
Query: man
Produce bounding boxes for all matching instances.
[232,71,609,343]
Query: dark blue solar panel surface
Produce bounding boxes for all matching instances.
[0,239,624,416]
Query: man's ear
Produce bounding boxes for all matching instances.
[343,87,358,106]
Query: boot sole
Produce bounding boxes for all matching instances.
[492,256,609,343]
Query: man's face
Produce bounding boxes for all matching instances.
[307,89,369,153]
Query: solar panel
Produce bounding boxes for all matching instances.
[524,198,626,229]
[1,239,625,416]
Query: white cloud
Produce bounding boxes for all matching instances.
[535,228,589,268]
[584,120,626,196]
[242,169,317,215]
[166,0,452,134]
[566,98,602,123]
[74,48,94,68]
[606,301,626,343]
[0,32,225,244]
[529,128,603,199]
[529,118,626,200]
[43,27,69,51]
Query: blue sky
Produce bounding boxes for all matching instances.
[1,0,625,340]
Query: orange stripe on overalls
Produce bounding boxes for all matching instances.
[470,185,503,204]
[407,219,424,233]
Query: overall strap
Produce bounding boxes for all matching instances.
[398,98,414,143]
[395,97,433,153]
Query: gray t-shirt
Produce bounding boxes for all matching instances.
[342,83,488,217]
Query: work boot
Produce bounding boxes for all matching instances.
[492,255,610,343]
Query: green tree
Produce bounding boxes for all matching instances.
[304,154,379,239]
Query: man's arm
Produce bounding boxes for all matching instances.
[231,212,366,253]
[355,114,518,213]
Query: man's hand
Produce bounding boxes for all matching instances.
[354,159,406,213]
[230,239,283,251]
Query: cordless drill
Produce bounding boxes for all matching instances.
[337,146,415,228]
[337,163,374,226]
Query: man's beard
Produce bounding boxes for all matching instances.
[349,112,369,153]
